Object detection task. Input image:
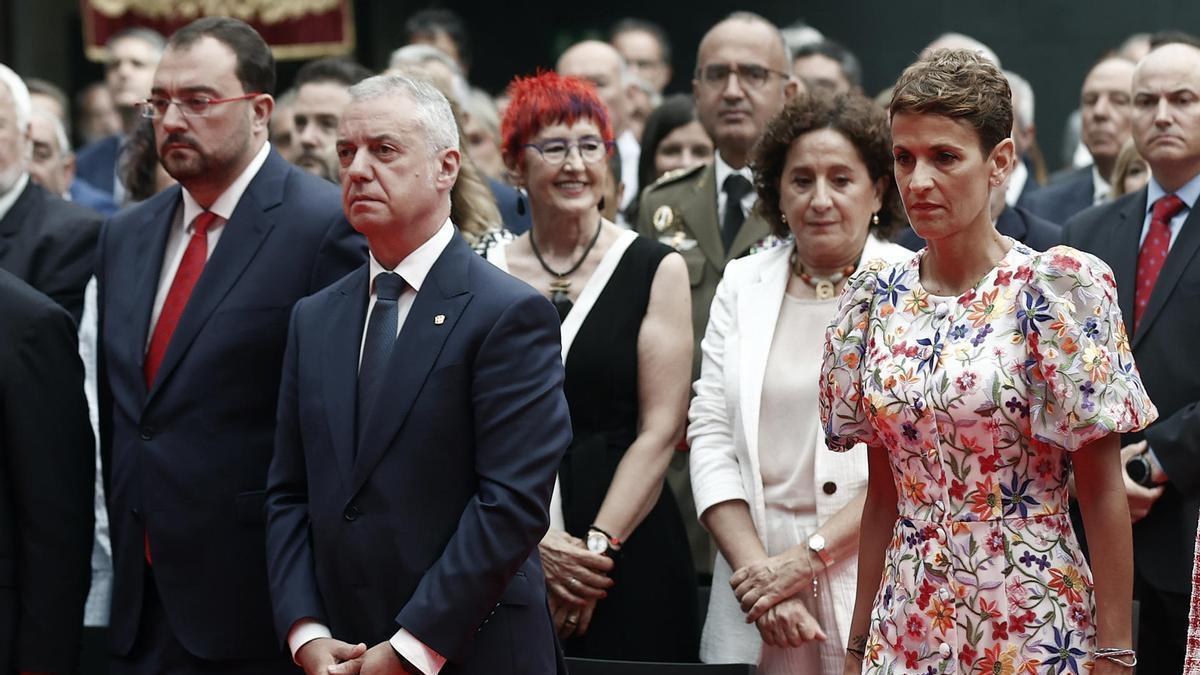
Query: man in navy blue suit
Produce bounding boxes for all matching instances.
[96,17,363,674]
[265,74,570,675]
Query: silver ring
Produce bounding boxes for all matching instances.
[565,616,579,625]
[568,577,578,588]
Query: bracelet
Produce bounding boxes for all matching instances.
[1094,647,1136,668]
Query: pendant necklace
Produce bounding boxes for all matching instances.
[791,250,857,300]
[529,221,603,321]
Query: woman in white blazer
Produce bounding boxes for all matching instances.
[689,93,913,674]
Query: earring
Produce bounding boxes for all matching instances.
[871,212,880,225]
[598,196,607,212]
[780,213,788,224]
[516,188,527,216]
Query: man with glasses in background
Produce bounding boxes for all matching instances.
[96,17,362,674]
[635,11,800,583]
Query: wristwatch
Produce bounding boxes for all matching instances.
[587,526,621,557]
[808,533,833,567]
[1125,453,1158,487]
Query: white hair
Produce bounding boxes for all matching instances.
[1004,70,1035,131]
[926,32,1001,69]
[31,104,71,155]
[387,44,470,107]
[463,87,500,137]
[0,63,31,135]
[348,74,459,154]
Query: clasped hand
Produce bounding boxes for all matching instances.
[298,638,417,675]
[731,552,826,646]
[539,529,614,639]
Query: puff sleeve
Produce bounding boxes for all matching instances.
[820,266,883,452]
[1021,246,1158,451]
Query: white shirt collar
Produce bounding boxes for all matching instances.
[368,219,455,294]
[714,150,753,190]
[1005,162,1028,207]
[1091,164,1112,205]
[180,141,272,231]
[0,172,29,223]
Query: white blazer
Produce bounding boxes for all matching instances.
[688,235,914,664]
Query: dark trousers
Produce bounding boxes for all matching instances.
[110,569,294,675]
[1133,573,1188,675]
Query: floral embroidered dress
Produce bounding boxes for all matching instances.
[819,241,1157,674]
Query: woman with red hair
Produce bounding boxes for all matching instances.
[482,70,698,661]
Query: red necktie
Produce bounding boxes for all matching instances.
[144,211,220,388]
[1135,194,1186,328]
[141,211,219,564]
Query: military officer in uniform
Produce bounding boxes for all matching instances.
[635,11,799,582]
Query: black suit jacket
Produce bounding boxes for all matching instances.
[895,205,1062,252]
[0,179,101,322]
[266,233,569,674]
[97,148,365,660]
[0,269,94,672]
[1023,166,1095,226]
[1063,188,1200,593]
[75,134,122,196]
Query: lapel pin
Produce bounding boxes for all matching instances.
[434,314,446,325]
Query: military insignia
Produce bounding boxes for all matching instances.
[659,231,698,251]
[434,314,446,325]
[652,205,675,232]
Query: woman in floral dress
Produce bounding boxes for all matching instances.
[820,50,1156,675]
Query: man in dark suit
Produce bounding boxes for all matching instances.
[0,64,100,323]
[266,74,570,675]
[1062,42,1200,674]
[96,18,363,674]
[1026,55,1136,224]
[0,269,94,674]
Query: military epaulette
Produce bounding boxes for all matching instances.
[646,163,706,191]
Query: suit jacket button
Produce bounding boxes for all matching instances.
[343,505,361,521]
[139,426,154,440]
[822,481,837,495]
[131,508,141,519]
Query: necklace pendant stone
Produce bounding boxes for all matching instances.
[815,279,836,299]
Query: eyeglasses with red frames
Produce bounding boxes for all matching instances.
[138,92,262,119]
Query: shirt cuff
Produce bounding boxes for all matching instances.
[287,618,332,662]
[389,628,447,675]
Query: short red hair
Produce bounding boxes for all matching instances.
[500,70,614,170]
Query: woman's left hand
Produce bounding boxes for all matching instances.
[731,551,816,622]
[1091,658,1134,675]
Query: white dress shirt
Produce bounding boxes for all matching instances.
[713,151,756,229]
[1005,162,1029,207]
[145,141,272,343]
[1092,164,1113,206]
[616,128,641,212]
[0,172,29,222]
[289,219,455,675]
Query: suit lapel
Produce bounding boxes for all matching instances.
[146,155,284,401]
[323,267,370,484]
[1135,197,1200,346]
[0,182,37,263]
[679,165,724,270]
[737,246,789,474]
[728,210,770,261]
[350,235,474,495]
[1110,191,1146,343]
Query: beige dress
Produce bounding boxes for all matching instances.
[757,291,844,674]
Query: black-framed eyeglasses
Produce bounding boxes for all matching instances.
[521,136,613,164]
[696,63,790,90]
[138,92,261,119]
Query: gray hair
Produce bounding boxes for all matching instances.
[463,87,500,138]
[387,44,470,107]
[0,63,31,134]
[1004,70,1035,131]
[106,26,166,54]
[31,104,71,155]
[348,74,459,154]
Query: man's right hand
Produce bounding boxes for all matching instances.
[296,637,368,675]
[1120,440,1164,523]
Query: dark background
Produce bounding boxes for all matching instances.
[3,0,1198,171]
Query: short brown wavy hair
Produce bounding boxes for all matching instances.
[889,48,1012,154]
[752,92,902,239]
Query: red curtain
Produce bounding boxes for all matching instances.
[82,0,355,61]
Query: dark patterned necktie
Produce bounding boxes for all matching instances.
[358,272,407,443]
[1134,194,1186,328]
